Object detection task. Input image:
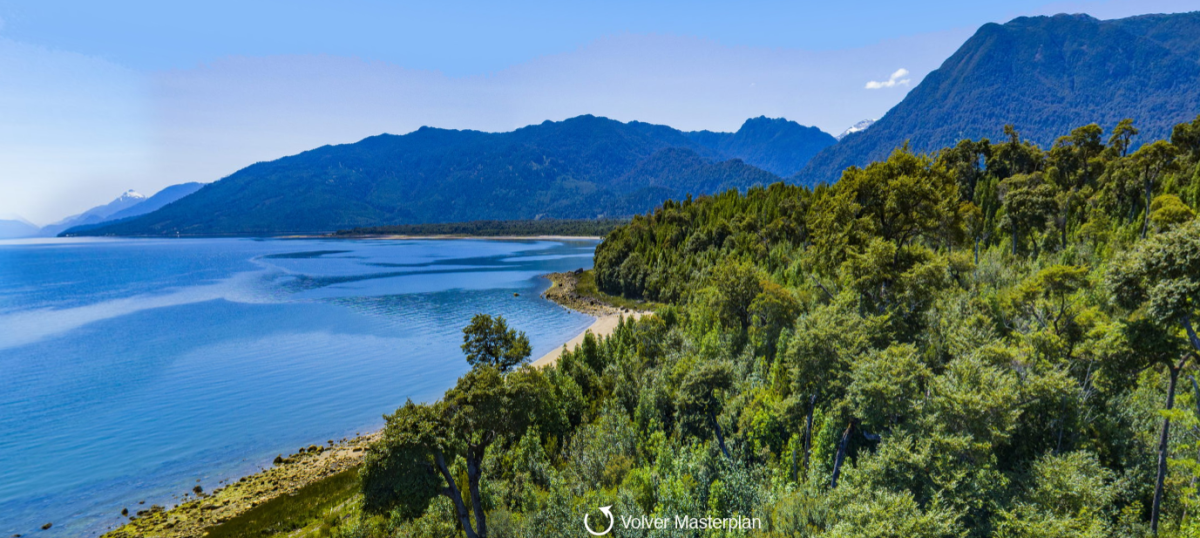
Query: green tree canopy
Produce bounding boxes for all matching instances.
[461,314,532,372]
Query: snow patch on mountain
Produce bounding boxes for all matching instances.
[837,119,876,140]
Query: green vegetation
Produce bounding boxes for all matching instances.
[799,12,1200,185]
[78,115,832,236]
[330,115,1200,538]
[335,219,626,238]
[460,314,532,373]
[570,269,662,312]
[205,468,362,538]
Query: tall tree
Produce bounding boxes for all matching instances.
[1132,141,1179,238]
[362,366,546,538]
[998,173,1057,255]
[1108,220,1200,534]
[1108,118,1139,158]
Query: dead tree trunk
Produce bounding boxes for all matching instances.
[711,412,731,459]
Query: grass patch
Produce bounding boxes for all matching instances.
[205,467,361,538]
[574,270,665,312]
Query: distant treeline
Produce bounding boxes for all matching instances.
[333,218,628,237]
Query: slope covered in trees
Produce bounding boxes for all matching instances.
[78,115,832,236]
[798,12,1200,185]
[688,116,837,177]
[336,115,1200,538]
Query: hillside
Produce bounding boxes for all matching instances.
[797,12,1200,184]
[40,190,146,236]
[114,114,1200,538]
[79,116,816,236]
[60,183,205,236]
[687,116,836,176]
[0,218,39,239]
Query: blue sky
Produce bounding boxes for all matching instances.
[2,0,1199,224]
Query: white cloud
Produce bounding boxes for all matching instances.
[865,68,911,89]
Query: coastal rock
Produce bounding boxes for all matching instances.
[101,433,378,538]
[40,523,51,530]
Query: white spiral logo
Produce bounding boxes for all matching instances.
[584,505,615,536]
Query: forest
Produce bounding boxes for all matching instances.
[344,115,1200,537]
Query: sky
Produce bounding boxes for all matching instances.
[2,0,1200,225]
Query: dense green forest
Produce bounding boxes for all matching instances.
[339,115,1200,537]
[798,12,1200,185]
[334,219,627,237]
[78,115,832,236]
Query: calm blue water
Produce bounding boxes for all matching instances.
[0,237,596,537]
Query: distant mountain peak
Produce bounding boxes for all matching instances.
[837,119,876,140]
[0,213,36,227]
[117,190,145,201]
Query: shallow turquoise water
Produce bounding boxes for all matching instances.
[0,237,596,537]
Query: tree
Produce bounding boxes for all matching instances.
[1171,114,1200,162]
[461,314,532,372]
[704,260,763,330]
[1150,194,1196,232]
[998,173,1057,255]
[363,366,546,538]
[990,125,1043,178]
[676,361,735,459]
[749,280,801,359]
[1107,220,1200,534]
[1108,118,1138,158]
[1132,141,1179,238]
[938,138,992,203]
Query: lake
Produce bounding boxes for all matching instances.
[0,237,597,537]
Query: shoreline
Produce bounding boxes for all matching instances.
[532,270,651,368]
[530,312,644,367]
[101,434,377,538]
[353,234,603,241]
[98,270,636,537]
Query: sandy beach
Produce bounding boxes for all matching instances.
[530,311,646,368]
[531,270,652,368]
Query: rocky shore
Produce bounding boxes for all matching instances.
[541,269,625,316]
[100,434,377,538]
[94,270,633,538]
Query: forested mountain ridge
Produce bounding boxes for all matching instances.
[332,115,1200,537]
[76,115,832,236]
[797,12,1200,185]
[688,116,837,176]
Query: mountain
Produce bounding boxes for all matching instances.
[60,182,206,235]
[837,119,876,140]
[0,217,39,239]
[78,116,808,236]
[686,116,837,177]
[39,190,146,236]
[106,183,205,221]
[798,12,1200,184]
